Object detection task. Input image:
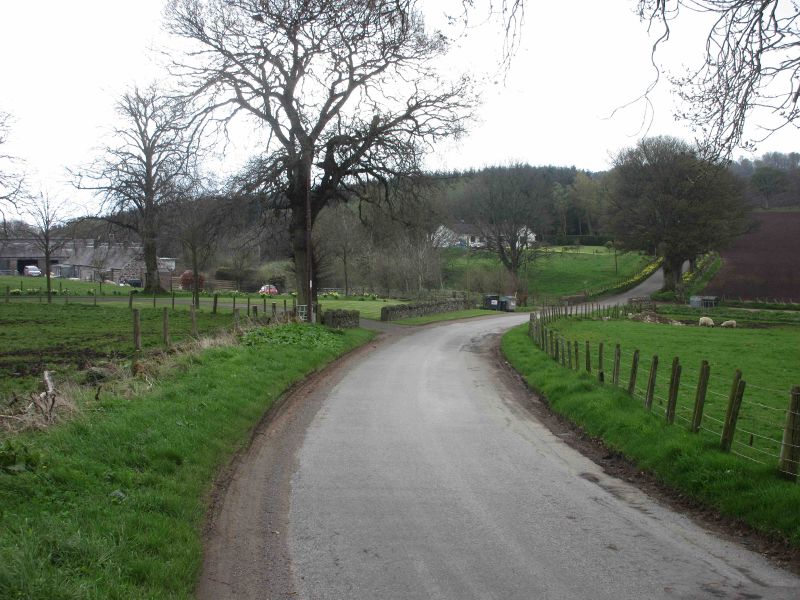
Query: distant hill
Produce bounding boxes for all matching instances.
[704,211,800,302]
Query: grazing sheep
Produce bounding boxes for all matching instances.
[699,316,715,327]
[720,320,737,328]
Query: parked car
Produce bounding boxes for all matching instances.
[259,284,279,296]
[23,265,42,277]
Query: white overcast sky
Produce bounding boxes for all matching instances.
[0,0,796,217]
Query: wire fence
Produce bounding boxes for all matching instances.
[530,303,800,483]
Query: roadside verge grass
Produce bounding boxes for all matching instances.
[501,324,800,546]
[0,325,374,599]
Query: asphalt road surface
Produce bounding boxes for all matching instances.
[198,273,800,599]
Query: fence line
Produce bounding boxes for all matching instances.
[529,308,800,483]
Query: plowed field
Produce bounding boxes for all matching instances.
[705,211,800,301]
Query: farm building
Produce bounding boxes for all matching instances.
[0,238,175,286]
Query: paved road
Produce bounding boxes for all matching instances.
[198,272,800,599]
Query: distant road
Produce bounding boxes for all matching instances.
[198,270,800,599]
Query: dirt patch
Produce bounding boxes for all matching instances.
[629,311,684,325]
[493,340,800,576]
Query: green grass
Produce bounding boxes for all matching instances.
[501,324,800,545]
[394,308,500,325]
[543,316,800,467]
[0,325,374,599]
[442,247,651,300]
[0,303,236,398]
[317,297,404,320]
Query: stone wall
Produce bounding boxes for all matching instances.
[322,309,360,329]
[380,299,471,322]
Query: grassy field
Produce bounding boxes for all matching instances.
[502,324,800,545]
[0,324,374,599]
[544,315,800,467]
[317,297,404,320]
[0,303,238,398]
[442,247,652,300]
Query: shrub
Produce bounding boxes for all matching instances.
[180,270,205,291]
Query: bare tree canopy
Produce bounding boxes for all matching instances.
[23,193,68,302]
[640,0,800,157]
[165,0,476,304]
[0,111,26,226]
[74,86,195,292]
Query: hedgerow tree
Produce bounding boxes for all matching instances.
[607,136,749,292]
[75,86,194,293]
[165,0,474,307]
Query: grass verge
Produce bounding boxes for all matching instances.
[501,324,800,546]
[0,325,374,599]
[394,308,499,325]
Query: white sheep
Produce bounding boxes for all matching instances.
[699,316,715,327]
[720,320,737,328]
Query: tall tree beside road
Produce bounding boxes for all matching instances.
[75,86,194,293]
[607,136,749,292]
[166,0,475,307]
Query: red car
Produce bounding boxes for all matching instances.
[258,284,279,296]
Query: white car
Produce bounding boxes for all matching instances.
[23,265,42,277]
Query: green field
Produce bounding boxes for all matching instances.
[502,324,800,544]
[0,303,238,398]
[536,314,800,474]
[0,325,373,599]
[442,247,652,300]
[316,297,404,320]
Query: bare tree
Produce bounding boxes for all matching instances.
[166,0,475,307]
[23,193,68,303]
[640,0,800,157]
[0,111,26,229]
[167,191,230,307]
[313,204,366,296]
[74,86,195,293]
[464,165,548,294]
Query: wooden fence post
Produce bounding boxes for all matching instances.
[585,341,591,373]
[132,309,141,351]
[627,349,640,396]
[561,338,566,366]
[612,343,621,386]
[152,292,156,308]
[233,296,236,312]
[233,308,240,333]
[252,306,258,319]
[573,341,579,371]
[690,360,711,433]
[554,333,560,362]
[247,296,251,315]
[263,296,267,313]
[666,358,681,424]
[190,306,198,337]
[598,342,604,383]
[162,307,170,346]
[284,299,287,317]
[721,370,745,452]
[212,293,218,314]
[272,302,277,318]
[778,386,800,481]
[128,291,134,309]
[645,355,659,410]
